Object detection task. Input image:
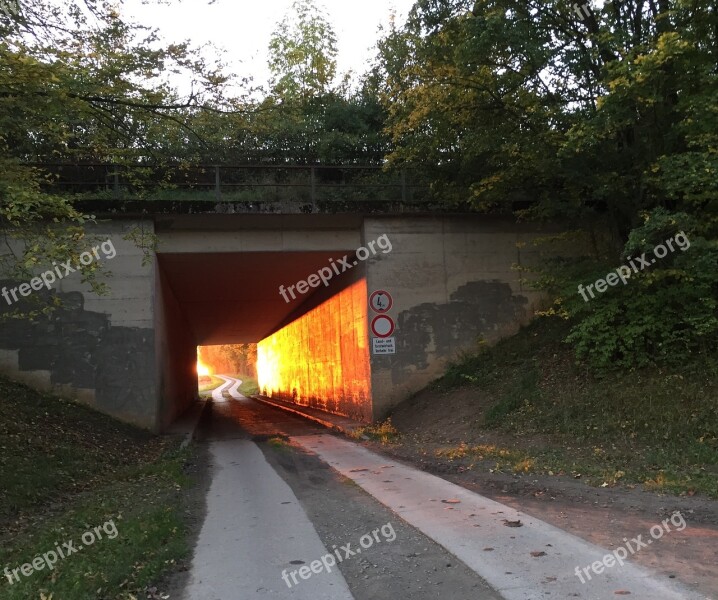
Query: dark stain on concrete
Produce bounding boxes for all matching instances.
[390,280,529,384]
[0,284,155,426]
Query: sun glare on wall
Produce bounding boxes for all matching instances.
[257,278,371,420]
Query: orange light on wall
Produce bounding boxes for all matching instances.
[257,278,372,422]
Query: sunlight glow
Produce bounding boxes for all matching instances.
[196,360,211,377]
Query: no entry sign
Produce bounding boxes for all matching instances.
[371,314,395,338]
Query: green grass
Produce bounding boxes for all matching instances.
[0,377,194,599]
[198,375,224,393]
[432,318,718,497]
[234,375,259,397]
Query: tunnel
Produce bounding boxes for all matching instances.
[155,246,373,429]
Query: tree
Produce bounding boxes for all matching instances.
[376,0,718,235]
[0,0,236,315]
[374,0,717,369]
[268,0,338,100]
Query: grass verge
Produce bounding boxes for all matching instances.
[0,377,194,599]
[198,375,224,393]
[236,376,259,397]
[399,317,718,498]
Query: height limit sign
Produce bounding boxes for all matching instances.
[370,290,395,355]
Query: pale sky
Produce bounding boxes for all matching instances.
[120,0,416,94]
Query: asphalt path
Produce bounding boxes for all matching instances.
[181,379,710,600]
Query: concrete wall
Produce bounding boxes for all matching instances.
[0,221,158,428]
[154,262,197,430]
[156,214,362,253]
[364,216,557,419]
[257,275,372,422]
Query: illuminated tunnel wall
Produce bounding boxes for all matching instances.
[257,278,372,422]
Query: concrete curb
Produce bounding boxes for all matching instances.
[188,398,214,447]
[251,395,361,435]
[166,398,212,448]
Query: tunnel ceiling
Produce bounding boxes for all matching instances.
[157,252,351,345]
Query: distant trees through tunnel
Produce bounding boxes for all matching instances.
[197,344,258,396]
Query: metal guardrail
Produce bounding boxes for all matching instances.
[28,163,435,213]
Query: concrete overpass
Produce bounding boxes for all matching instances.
[0,211,560,431]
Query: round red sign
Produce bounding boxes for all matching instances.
[371,315,395,338]
[369,290,393,313]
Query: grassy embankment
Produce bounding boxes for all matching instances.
[389,317,718,498]
[0,377,194,599]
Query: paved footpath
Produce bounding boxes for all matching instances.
[294,434,706,600]
[181,378,711,600]
[210,375,237,402]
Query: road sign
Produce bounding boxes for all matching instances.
[372,337,396,355]
[369,290,393,313]
[371,314,395,338]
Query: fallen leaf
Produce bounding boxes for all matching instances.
[503,519,523,527]
[442,499,461,504]
[530,551,546,557]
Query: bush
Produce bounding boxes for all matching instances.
[545,209,718,370]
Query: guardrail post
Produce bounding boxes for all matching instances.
[214,165,221,201]
[112,167,120,200]
[401,169,407,205]
[310,166,316,211]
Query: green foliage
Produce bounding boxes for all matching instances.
[0,0,236,315]
[558,209,718,370]
[0,160,106,317]
[376,0,718,230]
[268,0,338,100]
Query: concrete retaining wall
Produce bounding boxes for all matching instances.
[0,221,158,428]
[364,216,557,419]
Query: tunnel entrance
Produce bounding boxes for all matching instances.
[155,248,373,430]
[196,344,258,398]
